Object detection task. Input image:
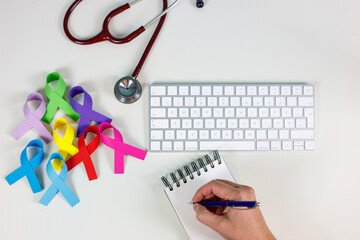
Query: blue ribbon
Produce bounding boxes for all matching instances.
[5,139,44,193]
[39,153,80,207]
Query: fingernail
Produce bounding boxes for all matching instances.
[193,204,198,211]
[204,195,212,200]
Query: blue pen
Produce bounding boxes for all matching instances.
[194,201,260,209]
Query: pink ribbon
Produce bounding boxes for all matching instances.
[11,93,53,143]
[98,122,147,174]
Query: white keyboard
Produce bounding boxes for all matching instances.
[149,83,315,152]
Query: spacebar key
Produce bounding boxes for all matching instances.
[200,141,255,151]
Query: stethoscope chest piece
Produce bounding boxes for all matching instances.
[114,76,142,104]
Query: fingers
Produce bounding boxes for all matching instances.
[192,180,240,202]
[193,203,227,231]
[192,179,257,202]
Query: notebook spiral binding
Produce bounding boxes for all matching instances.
[161,150,222,191]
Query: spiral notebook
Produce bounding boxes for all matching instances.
[161,151,235,240]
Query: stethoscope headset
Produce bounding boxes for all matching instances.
[63,0,205,104]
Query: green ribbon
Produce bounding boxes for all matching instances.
[41,72,80,123]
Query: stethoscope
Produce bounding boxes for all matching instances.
[63,0,204,104]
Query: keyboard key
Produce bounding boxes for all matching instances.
[282,141,292,150]
[182,119,192,128]
[151,86,166,95]
[259,86,268,95]
[281,86,291,95]
[199,141,255,151]
[208,97,217,106]
[191,108,201,117]
[270,108,280,117]
[176,130,186,139]
[250,119,261,128]
[287,97,297,106]
[196,97,206,106]
[225,108,235,117]
[242,97,252,106]
[174,141,184,151]
[292,86,302,95]
[190,86,200,95]
[248,108,258,117]
[236,86,246,95]
[179,86,189,95]
[199,130,209,139]
[173,97,183,106]
[239,119,249,128]
[296,119,306,128]
[213,86,223,95]
[167,86,177,95]
[304,86,314,95]
[150,97,160,106]
[185,97,194,106]
[162,141,172,151]
[262,119,272,128]
[162,97,172,106]
[270,86,280,95]
[171,119,180,128]
[224,86,234,95]
[271,141,281,150]
[257,141,269,150]
[214,108,223,117]
[259,108,269,117]
[202,108,212,117]
[194,119,204,128]
[253,97,263,106]
[188,130,198,139]
[305,141,315,150]
[291,130,314,139]
[279,130,289,139]
[264,97,274,106]
[299,97,314,106]
[222,130,232,139]
[256,130,266,139]
[233,130,244,139]
[151,141,160,151]
[179,108,189,117]
[151,108,166,118]
[228,119,238,128]
[274,119,283,128]
[247,86,257,95]
[165,130,175,140]
[202,86,212,95]
[167,108,177,118]
[268,130,278,139]
[281,108,291,117]
[276,97,286,106]
[151,119,168,129]
[205,119,215,128]
[219,97,229,106]
[211,130,221,139]
[284,119,295,128]
[245,130,255,139]
[236,108,246,117]
[293,108,303,117]
[230,97,240,106]
[151,130,163,140]
[216,119,226,128]
[185,141,198,150]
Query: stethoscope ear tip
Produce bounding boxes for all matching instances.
[114,76,142,104]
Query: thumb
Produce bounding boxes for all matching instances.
[193,204,226,231]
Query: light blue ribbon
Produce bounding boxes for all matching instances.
[39,153,80,207]
[5,139,44,193]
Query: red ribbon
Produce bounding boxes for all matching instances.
[66,126,100,181]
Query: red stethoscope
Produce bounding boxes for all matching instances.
[63,0,204,104]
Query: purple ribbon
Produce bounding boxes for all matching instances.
[70,86,112,137]
[11,93,53,143]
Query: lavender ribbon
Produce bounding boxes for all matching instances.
[11,93,53,143]
[70,86,112,137]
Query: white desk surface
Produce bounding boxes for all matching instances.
[1,0,359,239]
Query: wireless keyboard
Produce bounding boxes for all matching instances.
[148,83,315,152]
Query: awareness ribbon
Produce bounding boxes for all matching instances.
[41,72,80,124]
[66,126,100,181]
[11,93,53,143]
[53,118,79,170]
[70,86,112,137]
[5,139,44,193]
[39,153,80,207]
[99,122,147,174]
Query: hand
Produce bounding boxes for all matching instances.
[192,179,275,240]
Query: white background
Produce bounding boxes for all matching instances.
[0,0,360,239]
